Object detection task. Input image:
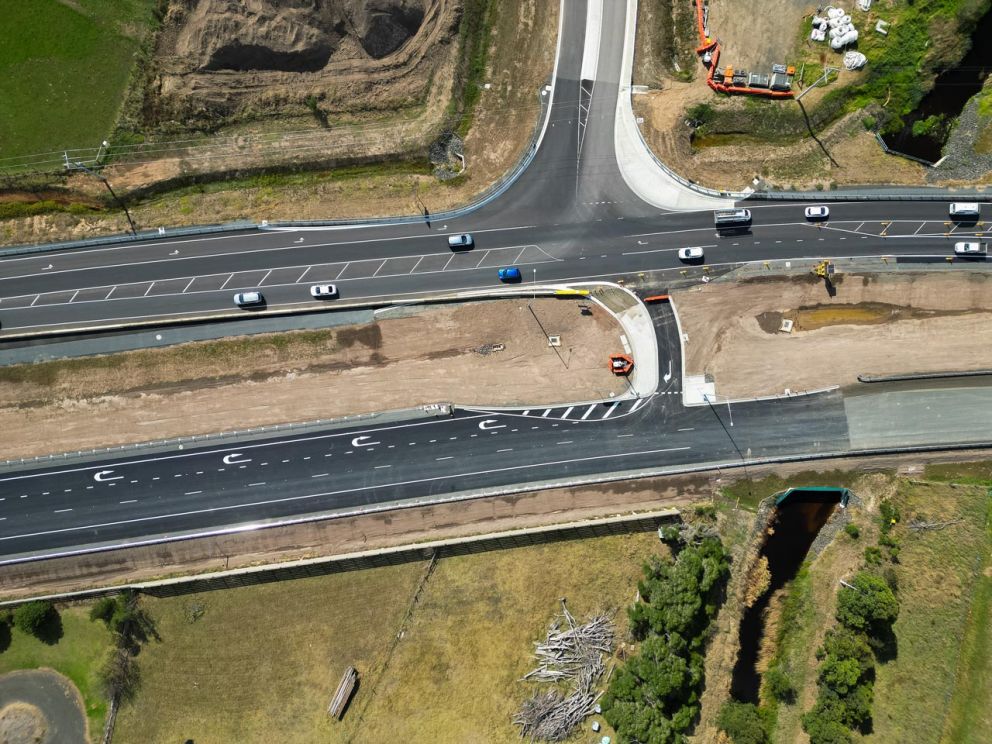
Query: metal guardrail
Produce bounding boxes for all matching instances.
[874,132,938,168]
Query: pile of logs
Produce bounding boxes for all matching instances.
[514,600,615,742]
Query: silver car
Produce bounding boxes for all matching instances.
[447,233,474,249]
[233,291,264,307]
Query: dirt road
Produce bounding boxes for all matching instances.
[1,298,627,460]
[674,272,992,398]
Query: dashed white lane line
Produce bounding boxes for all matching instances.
[531,426,540,430]
[497,448,513,453]
[152,477,160,481]
[560,407,574,419]
[375,465,392,469]
[248,482,266,487]
[0,518,5,522]
[436,456,454,461]
[580,404,596,420]
[449,436,458,441]
[54,508,72,513]
[86,486,93,490]
[311,473,328,478]
[601,402,620,419]
[408,442,416,445]
[557,441,573,445]
[184,491,202,496]
[324,453,333,457]
[617,433,634,438]
[282,459,290,463]
[120,499,137,504]
[303,456,311,460]
[196,471,204,474]
[678,427,695,432]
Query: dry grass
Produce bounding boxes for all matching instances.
[113,531,659,743]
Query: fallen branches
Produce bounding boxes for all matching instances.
[908,518,963,532]
[514,600,615,742]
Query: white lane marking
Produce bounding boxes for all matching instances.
[497,448,513,453]
[441,253,456,271]
[479,419,506,431]
[219,274,234,290]
[130,480,138,484]
[104,286,117,300]
[222,453,251,465]
[560,407,574,419]
[513,245,527,263]
[333,262,350,281]
[352,435,380,448]
[69,289,80,303]
[408,255,425,274]
[678,427,695,432]
[601,402,620,419]
[248,482,266,487]
[311,473,328,478]
[93,470,123,482]
[580,405,596,420]
[557,440,573,445]
[371,260,388,277]
[622,244,713,256]
[119,499,138,504]
[436,456,454,461]
[629,398,647,413]
[375,465,392,469]
[617,433,634,438]
[143,282,156,297]
[324,453,333,457]
[0,415,492,485]
[184,491,202,496]
[541,409,552,418]
[54,508,72,513]
[296,266,311,283]
[258,269,273,285]
[0,446,693,547]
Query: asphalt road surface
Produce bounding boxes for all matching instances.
[1,0,990,561]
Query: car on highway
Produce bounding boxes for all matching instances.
[310,284,339,298]
[498,266,522,282]
[233,291,264,307]
[953,241,988,256]
[804,205,830,220]
[447,233,474,249]
[678,246,704,262]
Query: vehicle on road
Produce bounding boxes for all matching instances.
[498,266,522,282]
[448,233,474,249]
[678,246,704,261]
[949,203,981,219]
[233,291,264,307]
[713,208,751,228]
[805,205,830,220]
[310,284,339,298]
[953,241,987,256]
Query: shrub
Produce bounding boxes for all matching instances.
[864,546,883,565]
[803,704,855,744]
[765,665,796,703]
[90,597,118,625]
[836,573,899,635]
[13,601,55,638]
[879,500,900,533]
[844,523,860,539]
[717,701,769,744]
[862,115,877,131]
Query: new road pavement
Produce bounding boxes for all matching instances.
[1,0,991,561]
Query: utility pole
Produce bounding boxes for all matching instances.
[66,159,137,236]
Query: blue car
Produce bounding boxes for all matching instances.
[498,266,522,282]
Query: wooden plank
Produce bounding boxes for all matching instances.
[328,666,358,719]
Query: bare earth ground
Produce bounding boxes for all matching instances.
[0,702,46,744]
[0,0,558,247]
[0,298,626,461]
[630,0,941,191]
[674,272,992,399]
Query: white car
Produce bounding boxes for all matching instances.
[233,291,264,307]
[953,241,987,256]
[805,205,830,220]
[447,233,474,249]
[310,284,339,298]
[678,246,704,261]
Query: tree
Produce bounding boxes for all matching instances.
[90,597,117,625]
[13,601,54,638]
[717,701,769,744]
[836,573,899,634]
[802,707,854,744]
[764,665,795,702]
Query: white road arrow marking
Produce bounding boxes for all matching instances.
[222,453,252,465]
[479,419,507,431]
[352,436,380,447]
[663,361,672,384]
[93,470,123,482]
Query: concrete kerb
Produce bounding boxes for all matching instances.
[615,0,739,211]
[5,438,992,572]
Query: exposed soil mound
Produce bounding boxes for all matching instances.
[0,702,47,744]
[153,0,447,126]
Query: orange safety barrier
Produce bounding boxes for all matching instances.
[643,294,670,303]
[694,0,793,99]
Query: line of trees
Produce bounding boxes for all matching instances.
[602,533,730,744]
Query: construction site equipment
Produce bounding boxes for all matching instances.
[810,260,835,278]
[609,354,634,376]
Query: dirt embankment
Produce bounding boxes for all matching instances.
[0,298,626,461]
[674,272,992,399]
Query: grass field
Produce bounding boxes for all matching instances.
[113,531,657,742]
[0,604,115,739]
[0,0,158,160]
[866,477,991,743]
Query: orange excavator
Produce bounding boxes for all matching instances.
[609,354,634,376]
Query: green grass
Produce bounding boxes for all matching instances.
[0,604,115,738]
[865,480,991,743]
[0,0,159,160]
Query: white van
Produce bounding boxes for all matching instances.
[949,203,980,218]
[713,208,752,228]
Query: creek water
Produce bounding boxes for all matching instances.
[882,9,992,163]
[729,493,840,703]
